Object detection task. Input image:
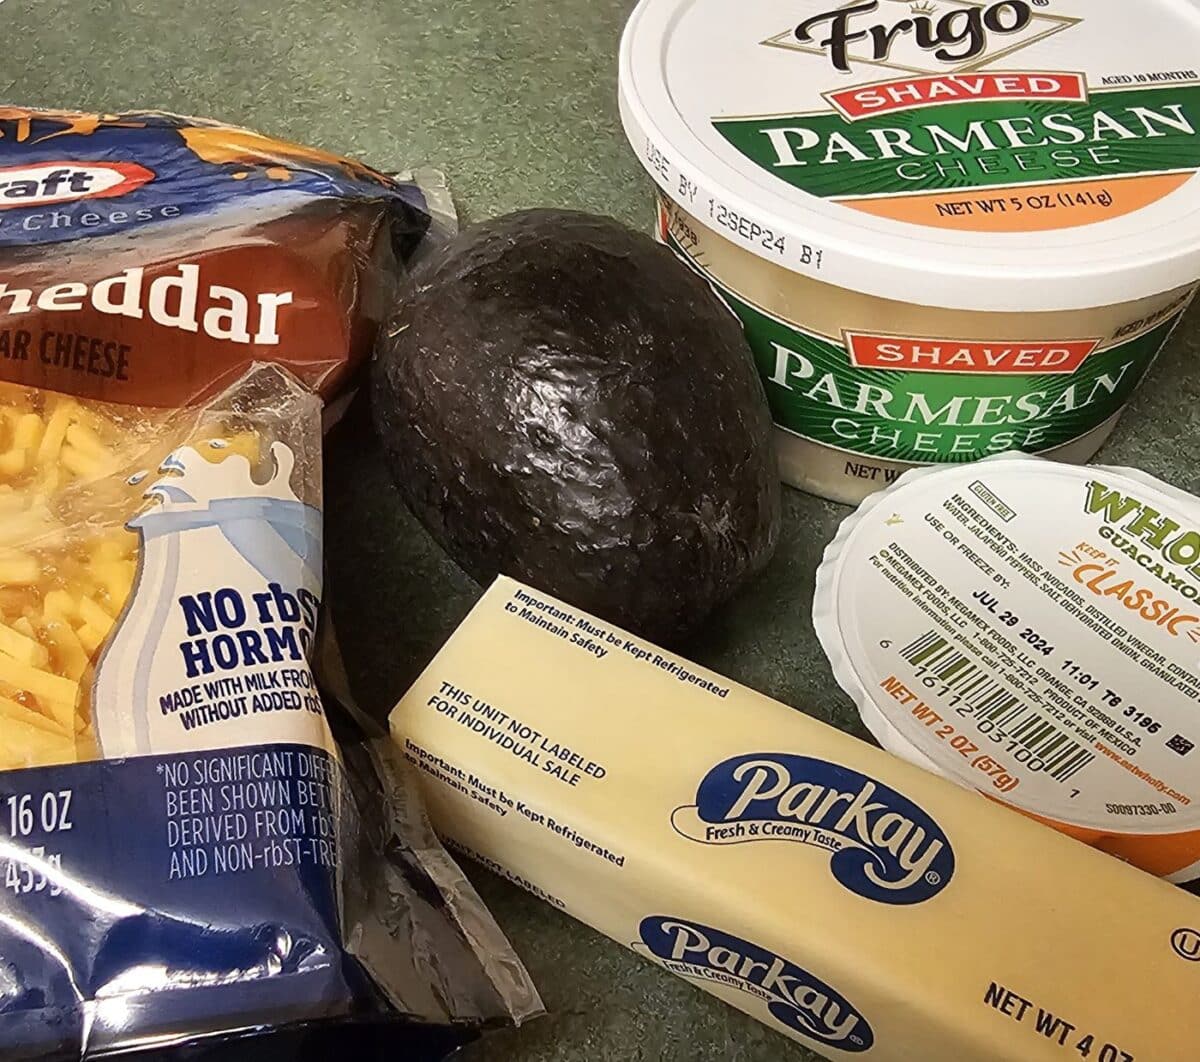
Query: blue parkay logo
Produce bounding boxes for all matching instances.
[638,917,874,1051]
[671,753,954,904]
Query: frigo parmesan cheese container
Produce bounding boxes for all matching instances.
[618,0,1200,503]
[392,576,1200,1061]
[815,453,1200,882]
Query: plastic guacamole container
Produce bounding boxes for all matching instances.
[618,0,1200,503]
[814,453,1200,882]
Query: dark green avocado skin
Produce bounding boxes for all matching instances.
[371,209,781,645]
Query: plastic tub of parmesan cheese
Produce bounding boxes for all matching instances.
[814,453,1200,882]
[618,0,1200,503]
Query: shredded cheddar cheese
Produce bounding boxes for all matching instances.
[0,383,263,769]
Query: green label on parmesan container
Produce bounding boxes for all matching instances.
[713,85,1200,233]
[665,226,1191,463]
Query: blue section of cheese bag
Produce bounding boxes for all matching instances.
[0,746,346,1054]
[0,109,429,247]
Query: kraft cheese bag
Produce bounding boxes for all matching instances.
[0,109,539,1059]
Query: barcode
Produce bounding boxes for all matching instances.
[900,632,1095,783]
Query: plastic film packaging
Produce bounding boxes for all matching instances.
[0,108,540,1060]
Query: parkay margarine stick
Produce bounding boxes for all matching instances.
[392,575,1200,1062]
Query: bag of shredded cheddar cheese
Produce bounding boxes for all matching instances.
[0,108,539,1060]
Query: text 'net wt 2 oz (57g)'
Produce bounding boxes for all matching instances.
[0,107,540,1061]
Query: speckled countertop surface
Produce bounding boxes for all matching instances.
[9,1,1200,1058]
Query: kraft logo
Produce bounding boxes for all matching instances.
[0,161,154,209]
[637,917,874,1051]
[671,753,955,904]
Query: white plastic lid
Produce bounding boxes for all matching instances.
[813,453,1200,881]
[619,0,1200,310]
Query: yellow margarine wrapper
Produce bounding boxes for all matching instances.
[391,576,1200,1061]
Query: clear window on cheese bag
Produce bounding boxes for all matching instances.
[0,375,296,769]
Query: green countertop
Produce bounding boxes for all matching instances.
[10,2,1200,1059]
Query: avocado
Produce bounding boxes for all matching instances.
[371,209,780,644]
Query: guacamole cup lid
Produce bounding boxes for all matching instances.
[618,0,1200,311]
[813,453,1200,880]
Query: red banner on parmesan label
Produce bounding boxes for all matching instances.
[825,72,1089,120]
[844,333,1102,374]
